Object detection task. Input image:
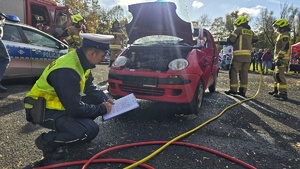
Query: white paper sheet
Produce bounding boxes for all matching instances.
[102,93,139,121]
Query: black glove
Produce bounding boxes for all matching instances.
[276,58,282,66]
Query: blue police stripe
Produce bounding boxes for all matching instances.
[6,44,67,60]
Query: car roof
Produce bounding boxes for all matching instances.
[125,2,194,45]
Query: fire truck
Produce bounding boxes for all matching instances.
[0,0,71,38]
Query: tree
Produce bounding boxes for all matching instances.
[196,14,211,28]
[209,17,227,41]
[255,8,276,50]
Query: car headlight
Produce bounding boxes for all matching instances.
[168,59,188,70]
[114,56,128,67]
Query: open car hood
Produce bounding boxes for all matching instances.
[126,2,193,45]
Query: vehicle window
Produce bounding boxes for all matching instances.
[2,25,22,42]
[50,10,55,22]
[22,28,59,48]
[134,35,182,45]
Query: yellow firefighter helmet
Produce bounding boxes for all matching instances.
[233,16,248,26]
[272,19,288,28]
[72,14,84,24]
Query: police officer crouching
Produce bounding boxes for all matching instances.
[24,33,115,162]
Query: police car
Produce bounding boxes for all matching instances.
[2,15,68,79]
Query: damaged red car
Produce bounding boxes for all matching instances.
[108,1,218,114]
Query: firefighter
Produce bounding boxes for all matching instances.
[225,16,258,97]
[24,33,115,161]
[268,19,291,99]
[60,14,85,52]
[109,19,127,67]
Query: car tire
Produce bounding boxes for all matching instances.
[189,79,204,115]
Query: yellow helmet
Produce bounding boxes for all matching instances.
[234,16,248,26]
[72,14,84,24]
[272,19,288,28]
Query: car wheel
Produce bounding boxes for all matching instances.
[209,75,217,93]
[190,79,204,115]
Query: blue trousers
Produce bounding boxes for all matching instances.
[0,39,10,81]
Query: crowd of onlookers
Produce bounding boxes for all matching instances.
[218,47,299,75]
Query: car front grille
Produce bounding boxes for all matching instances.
[119,84,165,96]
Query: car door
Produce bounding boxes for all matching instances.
[21,27,68,77]
[2,24,32,78]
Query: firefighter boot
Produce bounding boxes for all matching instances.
[238,88,246,97]
[268,88,278,96]
[35,134,66,160]
[225,90,238,96]
[273,93,288,100]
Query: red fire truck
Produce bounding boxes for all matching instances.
[0,0,71,38]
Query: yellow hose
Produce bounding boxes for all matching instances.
[124,70,263,169]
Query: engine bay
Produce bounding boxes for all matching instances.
[121,46,192,71]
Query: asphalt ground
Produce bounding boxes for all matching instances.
[0,64,299,169]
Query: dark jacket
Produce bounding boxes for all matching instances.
[262,51,273,61]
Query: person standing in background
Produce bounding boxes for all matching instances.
[250,48,256,71]
[255,49,263,71]
[268,19,291,99]
[109,20,127,67]
[0,12,10,92]
[59,14,85,52]
[262,48,273,74]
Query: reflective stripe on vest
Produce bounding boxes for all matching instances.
[233,50,251,56]
[25,50,90,110]
[110,44,122,50]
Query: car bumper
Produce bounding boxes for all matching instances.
[108,70,200,103]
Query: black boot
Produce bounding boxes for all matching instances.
[268,88,278,95]
[225,90,237,95]
[0,83,7,92]
[238,88,246,97]
[273,93,288,99]
[35,134,66,160]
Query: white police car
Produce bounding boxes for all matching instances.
[2,16,68,79]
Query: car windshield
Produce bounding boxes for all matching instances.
[133,35,183,45]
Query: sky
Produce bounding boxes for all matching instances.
[98,0,299,24]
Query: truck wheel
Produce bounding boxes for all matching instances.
[190,79,204,115]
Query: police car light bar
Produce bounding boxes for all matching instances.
[5,14,20,23]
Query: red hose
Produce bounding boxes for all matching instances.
[34,141,256,169]
[35,158,154,169]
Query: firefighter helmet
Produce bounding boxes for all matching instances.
[233,16,248,26]
[72,14,84,24]
[272,19,288,28]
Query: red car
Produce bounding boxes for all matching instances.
[108,2,218,114]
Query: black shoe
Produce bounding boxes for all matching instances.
[273,93,288,99]
[35,135,66,160]
[225,90,238,95]
[0,84,7,92]
[268,91,278,95]
[237,92,246,97]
